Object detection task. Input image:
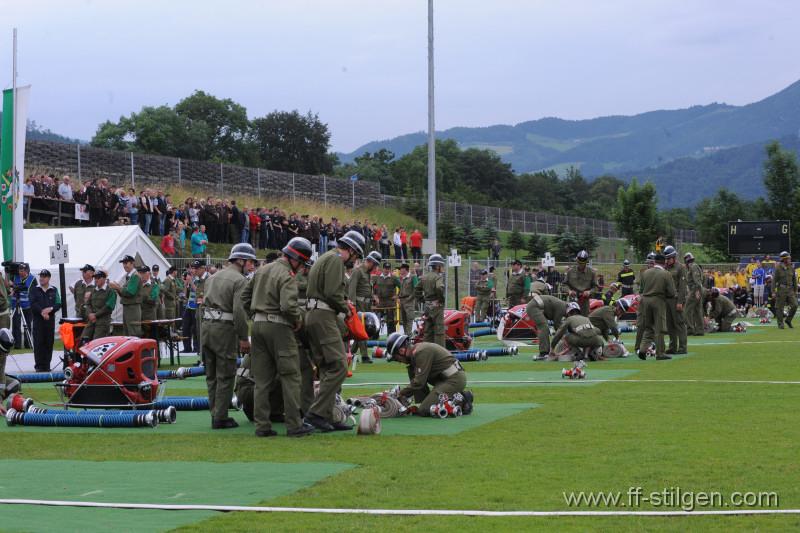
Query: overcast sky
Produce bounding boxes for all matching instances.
[2,0,799,153]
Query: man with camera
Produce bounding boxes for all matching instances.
[9,263,35,350]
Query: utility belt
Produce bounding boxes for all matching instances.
[203,308,234,322]
[306,298,334,312]
[356,296,371,303]
[574,323,594,333]
[424,300,441,308]
[0,309,9,317]
[254,312,292,327]
[297,298,307,306]
[441,361,464,378]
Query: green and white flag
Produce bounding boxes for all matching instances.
[0,85,30,262]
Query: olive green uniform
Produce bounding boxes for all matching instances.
[638,266,676,357]
[531,280,549,296]
[200,265,249,423]
[711,295,737,332]
[240,258,304,434]
[153,276,165,320]
[685,262,705,336]
[774,262,798,327]
[506,271,525,307]
[294,269,315,413]
[565,265,597,316]
[82,285,117,340]
[415,270,445,347]
[588,305,620,341]
[525,294,567,354]
[665,262,688,353]
[398,273,417,334]
[551,314,604,358]
[161,276,178,320]
[140,280,160,323]
[73,279,90,319]
[374,273,399,333]
[305,249,350,423]
[0,272,10,396]
[474,278,493,322]
[348,264,373,359]
[117,271,142,337]
[399,342,467,416]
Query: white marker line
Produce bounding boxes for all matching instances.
[0,499,795,517]
[345,379,800,387]
[79,490,102,497]
[167,493,186,499]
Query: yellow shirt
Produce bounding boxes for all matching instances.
[724,273,737,289]
[736,271,747,288]
[714,272,725,288]
[745,263,757,278]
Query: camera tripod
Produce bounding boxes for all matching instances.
[11,298,33,351]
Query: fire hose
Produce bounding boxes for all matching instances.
[453,347,518,358]
[153,396,240,411]
[453,351,487,362]
[156,367,206,380]
[469,328,495,338]
[5,408,159,428]
[366,340,387,348]
[10,372,66,383]
[26,405,177,424]
[469,321,491,328]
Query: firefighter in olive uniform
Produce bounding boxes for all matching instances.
[684,252,705,336]
[385,332,470,416]
[506,260,525,307]
[589,299,629,342]
[240,237,315,438]
[531,274,550,297]
[637,254,676,360]
[634,252,656,353]
[294,258,316,414]
[161,266,179,320]
[550,302,604,360]
[348,251,381,363]
[708,288,738,332]
[374,262,400,334]
[138,266,160,323]
[109,255,142,337]
[663,245,688,354]
[474,269,494,322]
[527,294,568,359]
[397,263,417,335]
[72,264,95,318]
[415,254,446,347]
[774,251,798,329]
[151,265,164,320]
[200,243,254,429]
[81,267,116,341]
[304,230,365,432]
[565,250,597,316]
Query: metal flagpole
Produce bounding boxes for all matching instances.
[11,28,18,261]
[427,0,436,250]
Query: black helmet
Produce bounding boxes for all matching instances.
[0,328,13,353]
[385,332,410,362]
[229,243,257,261]
[283,237,313,266]
[360,312,380,340]
[663,245,677,259]
[616,299,630,313]
[576,250,589,262]
[365,251,382,265]
[646,252,656,264]
[427,254,445,268]
[339,230,365,257]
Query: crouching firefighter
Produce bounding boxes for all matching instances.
[550,302,604,360]
[384,332,473,416]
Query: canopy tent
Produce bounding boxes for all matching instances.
[2,225,170,322]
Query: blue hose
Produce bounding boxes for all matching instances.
[153,397,210,410]
[469,321,491,328]
[10,372,66,383]
[366,340,387,347]
[27,406,176,424]
[6,409,157,428]
[157,366,206,379]
[470,328,494,338]
[454,351,486,362]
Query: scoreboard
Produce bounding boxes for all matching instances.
[727,220,791,256]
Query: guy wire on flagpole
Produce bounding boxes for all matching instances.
[11,28,18,261]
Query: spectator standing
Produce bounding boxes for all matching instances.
[22,177,34,220]
[400,228,408,260]
[191,225,209,258]
[127,188,138,225]
[161,230,176,258]
[140,190,153,234]
[490,239,502,262]
[393,228,402,259]
[57,176,73,201]
[380,225,390,258]
[410,228,423,261]
[30,269,60,372]
[752,261,766,307]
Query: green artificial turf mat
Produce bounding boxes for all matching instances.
[3,403,538,437]
[344,369,640,387]
[0,459,353,533]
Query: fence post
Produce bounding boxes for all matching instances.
[497,207,501,231]
[219,163,223,193]
[292,173,296,204]
[130,152,135,189]
[257,168,262,197]
[177,158,181,186]
[323,175,327,208]
[76,143,81,181]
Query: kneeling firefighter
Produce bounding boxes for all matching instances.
[550,302,604,360]
[384,332,473,416]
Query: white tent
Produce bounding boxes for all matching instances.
[2,225,170,321]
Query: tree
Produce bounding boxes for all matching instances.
[251,110,335,174]
[507,229,525,259]
[576,228,600,257]
[437,211,457,250]
[694,189,752,259]
[524,233,548,260]
[612,179,660,261]
[552,227,581,261]
[479,216,499,253]
[762,140,800,254]
[174,90,254,164]
[457,221,481,255]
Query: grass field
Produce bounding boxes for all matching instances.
[2,318,799,532]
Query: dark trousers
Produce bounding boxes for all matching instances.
[182,308,197,352]
[32,316,55,371]
[12,307,32,349]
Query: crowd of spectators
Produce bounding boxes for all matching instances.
[23,174,425,260]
